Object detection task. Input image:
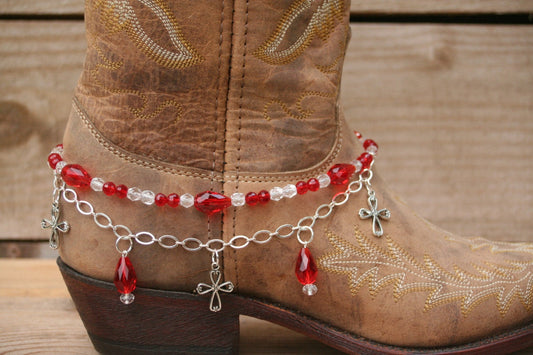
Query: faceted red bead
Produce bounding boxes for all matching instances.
[167,193,180,208]
[47,153,62,169]
[114,255,137,294]
[194,191,232,215]
[61,164,92,188]
[116,184,128,199]
[258,190,270,204]
[358,152,374,170]
[102,182,116,196]
[295,247,318,285]
[245,192,259,206]
[56,143,64,149]
[307,178,320,192]
[154,193,168,207]
[354,130,362,140]
[327,164,356,185]
[296,181,308,195]
[363,139,378,151]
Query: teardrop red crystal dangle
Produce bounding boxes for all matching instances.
[295,247,318,296]
[114,253,137,304]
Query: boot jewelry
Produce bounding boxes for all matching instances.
[358,173,391,237]
[42,132,389,311]
[196,252,235,312]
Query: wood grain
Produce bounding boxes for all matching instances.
[350,1,533,14]
[1,0,532,15]
[0,21,86,240]
[342,24,533,242]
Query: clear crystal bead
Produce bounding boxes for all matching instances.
[231,192,245,207]
[180,193,194,208]
[352,160,363,173]
[120,293,135,304]
[55,161,67,175]
[51,146,64,155]
[141,190,155,205]
[90,177,104,192]
[282,184,297,198]
[366,145,378,155]
[302,284,318,296]
[269,187,284,201]
[127,187,142,201]
[317,174,331,188]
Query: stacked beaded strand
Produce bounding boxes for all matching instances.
[44,131,385,306]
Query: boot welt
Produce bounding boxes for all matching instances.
[57,258,533,355]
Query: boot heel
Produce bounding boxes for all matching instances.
[57,258,239,354]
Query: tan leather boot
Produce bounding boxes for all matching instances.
[44,0,533,353]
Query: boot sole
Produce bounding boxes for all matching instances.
[57,257,533,355]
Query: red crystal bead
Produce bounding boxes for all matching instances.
[354,130,362,140]
[194,191,232,215]
[307,178,320,192]
[245,192,259,206]
[258,190,270,204]
[363,139,378,151]
[56,143,64,149]
[358,152,374,170]
[114,255,137,294]
[155,193,168,207]
[47,153,62,169]
[327,164,356,185]
[61,164,92,188]
[168,193,180,208]
[102,182,116,196]
[116,184,128,199]
[296,181,308,195]
[295,247,318,285]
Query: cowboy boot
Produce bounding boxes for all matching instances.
[43,0,533,353]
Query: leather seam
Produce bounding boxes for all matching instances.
[72,98,225,181]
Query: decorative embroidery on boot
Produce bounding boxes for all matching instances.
[93,0,203,69]
[86,35,183,122]
[445,235,533,255]
[318,228,533,317]
[253,0,345,65]
[263,91,336,121]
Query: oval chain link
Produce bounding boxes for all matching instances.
[60,174,368,253]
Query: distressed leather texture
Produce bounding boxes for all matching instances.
[61,0,533,349]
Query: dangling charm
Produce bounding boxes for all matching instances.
[41,202,70,250]
[114,253,137,304]
[196,252,234,312]
[359,189,390,237]
[295,247,318,296]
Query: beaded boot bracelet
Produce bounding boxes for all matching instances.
[42,132,390,312]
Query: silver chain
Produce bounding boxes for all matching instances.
[57,176,366,254]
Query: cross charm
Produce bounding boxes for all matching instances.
[359,194,390,237]
[196,268,234,312]
[41,203,70,249]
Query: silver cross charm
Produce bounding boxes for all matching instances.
[196,253,234,312]
[41,203,70,249]
[359,193,390,237]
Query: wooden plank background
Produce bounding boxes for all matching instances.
[0,1,532,354]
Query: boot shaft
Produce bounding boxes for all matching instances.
[76,0,350,173]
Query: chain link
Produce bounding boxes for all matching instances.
[59,172,370,254]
